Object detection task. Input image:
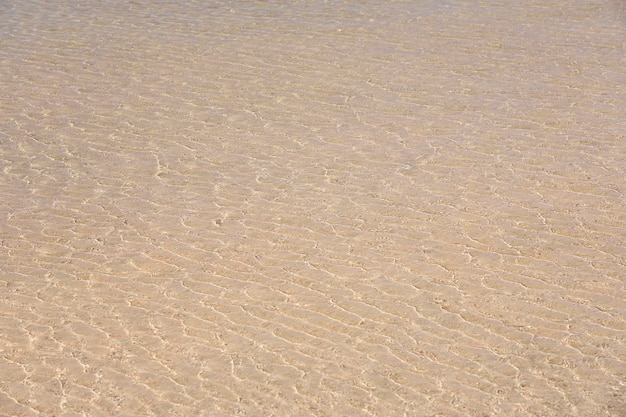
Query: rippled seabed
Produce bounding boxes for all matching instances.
[1,1,625,416]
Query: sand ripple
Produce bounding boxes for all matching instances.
[1,1,625,416]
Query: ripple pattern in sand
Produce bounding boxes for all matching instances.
[1,1,625,416]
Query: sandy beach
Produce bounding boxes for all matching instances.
[1,0,625,416]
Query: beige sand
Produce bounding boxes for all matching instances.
[1,1,625,416]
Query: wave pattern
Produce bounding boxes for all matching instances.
[1,1,625,416]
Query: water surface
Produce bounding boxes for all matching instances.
[1,1,625,416]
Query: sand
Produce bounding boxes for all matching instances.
[1,0,625,416]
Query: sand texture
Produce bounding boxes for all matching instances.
[1,1,625,416]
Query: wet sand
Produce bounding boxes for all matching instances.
[1,1,625,416]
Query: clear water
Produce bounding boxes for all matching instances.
[1,1,625,416]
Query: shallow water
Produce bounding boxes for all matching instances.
[1,1,625,416]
